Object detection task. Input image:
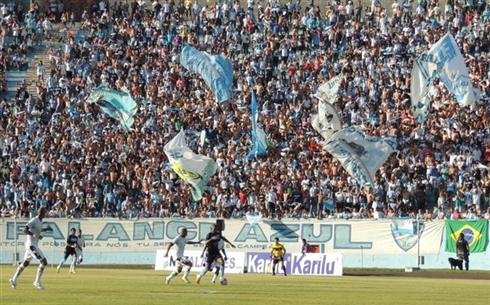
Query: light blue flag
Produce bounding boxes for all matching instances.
[324,127,397,186]
[247,90,268,160]
[180,45,233,103]
[87,86,138,131]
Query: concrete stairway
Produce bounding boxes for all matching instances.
[3,22,74,100]
[24,25,78,97]
[24,46,51,98]
[4,70,27,100]
[1,45,46,101]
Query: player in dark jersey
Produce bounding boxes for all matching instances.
[70,228,85,273]
[196,224,235,284]
[211,239,227,284]
[56,228,78,273]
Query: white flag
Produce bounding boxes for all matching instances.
[410,63,436,123]
[435,34,476,107]
[324,127,397,186]
[411,33,477,122]
[164,130,218,201]
[199,130,206,147]
[315,74,343,104]
[311,101,341,141]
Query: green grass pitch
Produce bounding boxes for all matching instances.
[1,266,489,305]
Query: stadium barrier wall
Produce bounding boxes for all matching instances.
[1,218,488,270]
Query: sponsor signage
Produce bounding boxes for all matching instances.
[154,250,245,273]
[246,252,342,276]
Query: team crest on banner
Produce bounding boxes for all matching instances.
[390,219,424,252]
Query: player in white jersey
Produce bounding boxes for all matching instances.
[70,228,85,273]
[164,228,201,284]
[10,207,53,290]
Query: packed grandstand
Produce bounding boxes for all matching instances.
[0,0,489,223]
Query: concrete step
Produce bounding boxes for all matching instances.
[0,46,47,100]
[3,70,28,100]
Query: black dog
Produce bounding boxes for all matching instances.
[448,257,463,270]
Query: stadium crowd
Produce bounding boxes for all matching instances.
[0,0,489,222]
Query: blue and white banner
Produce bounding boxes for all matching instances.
[246,252,343,276]
[311,101,341,141]
[86,85,138,131]
[324,127,397,186]
[0,219,444,260]
[180,45,234,103]
[164,130,218,201]
[411,33,476,122]
[247,90,268,160]
[315,74,343,104]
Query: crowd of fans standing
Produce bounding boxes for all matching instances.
[0,0,489,222]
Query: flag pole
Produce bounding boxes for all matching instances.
[417,214,421,269]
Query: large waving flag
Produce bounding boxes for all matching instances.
[411,33,476,122]
[315,74,343,104]
[87,85,138,131]
[164,130,218,201]
[247,90,268,160]
[445,220,488,253]
[411,61,437,123]
[436,34,477,106]
[323,126,397,186]
[311,100,341,141]
[180,45,233,103]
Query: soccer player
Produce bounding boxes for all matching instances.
[164,228,201,284]
[9,207,53,289]
[196,224,236,284]
[71,228,86,273]
[271,237,287,276]
[56,228,79,273]
[211,239,227,284]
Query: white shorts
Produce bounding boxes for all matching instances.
[175,257,192,271]
[23,244,46,262]
[75,248,83,263]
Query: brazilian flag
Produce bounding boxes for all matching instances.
[445,220,489,253]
